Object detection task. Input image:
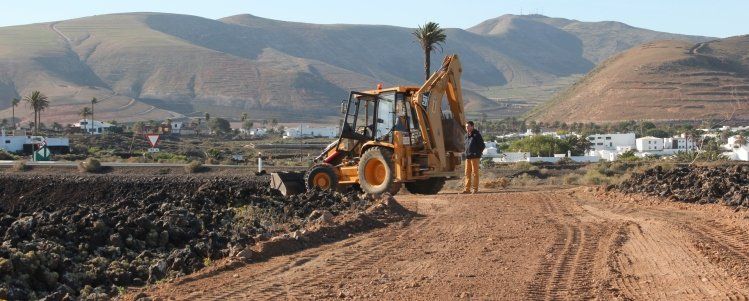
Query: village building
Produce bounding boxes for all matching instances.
[283,124,339,139]
[73,119,114,135]
[587,133,636,151]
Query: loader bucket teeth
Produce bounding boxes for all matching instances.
[270,172,306,196]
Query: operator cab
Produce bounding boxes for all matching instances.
[337,87,421,153]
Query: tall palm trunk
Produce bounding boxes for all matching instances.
[424,50,431,81]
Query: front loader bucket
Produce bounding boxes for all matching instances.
[270,172,306,196]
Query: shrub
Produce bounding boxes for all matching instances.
[511,161,538,172]
[562,174,580,185]
[77,158,102,173]
[556,157,574,165]
[12,161,30,172]
[484,177,510,189]
[184,160,205,173]
[0,150,18,160]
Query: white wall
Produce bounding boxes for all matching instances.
[284,124,339,139]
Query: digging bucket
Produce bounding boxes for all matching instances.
[270,171,306,196]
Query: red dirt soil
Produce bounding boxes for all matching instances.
[138,188,749,300]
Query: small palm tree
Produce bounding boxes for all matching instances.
[90,97,98,134]
[412,22,447,81]
[10,98,19,129]
[204,112,210,121]
[241,112,248,122]
[80,107,92,133]
[23,91,49,135]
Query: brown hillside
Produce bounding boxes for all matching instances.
[530,36,749,123]
[0,13,709,123]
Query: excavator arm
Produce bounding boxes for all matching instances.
[411,54,466,170]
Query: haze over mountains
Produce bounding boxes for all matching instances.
[0,12,709,124]
[530,35,749,123]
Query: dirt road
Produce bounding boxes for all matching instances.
[146,189,749,300]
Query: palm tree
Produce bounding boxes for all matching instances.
[241,112,248,122]
[10,98,19,129]
[204,112,210,121]
[80,107,92,133]
[90,97,98,134]
[412,22,447,81]
[23,91,49,135]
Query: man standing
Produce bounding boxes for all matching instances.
[463,121,485,194]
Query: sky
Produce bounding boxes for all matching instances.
[1,0,746,38]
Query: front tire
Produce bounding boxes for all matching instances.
[305,164,339,191]
[358,147,396,195]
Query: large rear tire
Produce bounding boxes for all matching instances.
[305,164,339,191]
[405,177,446,195]
[358,147,396,195]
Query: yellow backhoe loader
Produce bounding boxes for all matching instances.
[271,54,466,195]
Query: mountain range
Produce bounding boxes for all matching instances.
[0,13,709,124]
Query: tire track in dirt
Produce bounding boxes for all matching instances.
[578,196,749,300]
[525,193,621,300]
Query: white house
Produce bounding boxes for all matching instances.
[73,119,114,134]
[1,129,69,154]
[239,128,268,137]
[663,137,696,151]
[283,124,339,139]
[169,121,184,134]
[587,133,636,151]
[636,136,664,152]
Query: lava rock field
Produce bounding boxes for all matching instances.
[617,165,749,206]
[0,175,367,300]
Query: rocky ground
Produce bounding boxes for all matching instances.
[0,175,371,300]
[617,165,749,207]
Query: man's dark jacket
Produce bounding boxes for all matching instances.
[464,129,486,159]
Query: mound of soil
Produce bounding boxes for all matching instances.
[617,165,749,206]
[0,175,368,300]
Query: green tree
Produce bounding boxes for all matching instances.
[508,135,571,157]
[241,112,248,122]
[412,21,447,81]
[10,98,19,129]
[204,112,210,121]
[209,117,231,134]
[271,118,278,127]
[566,135,592,156]
[51,122,62,131]
[23,91,49,135]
